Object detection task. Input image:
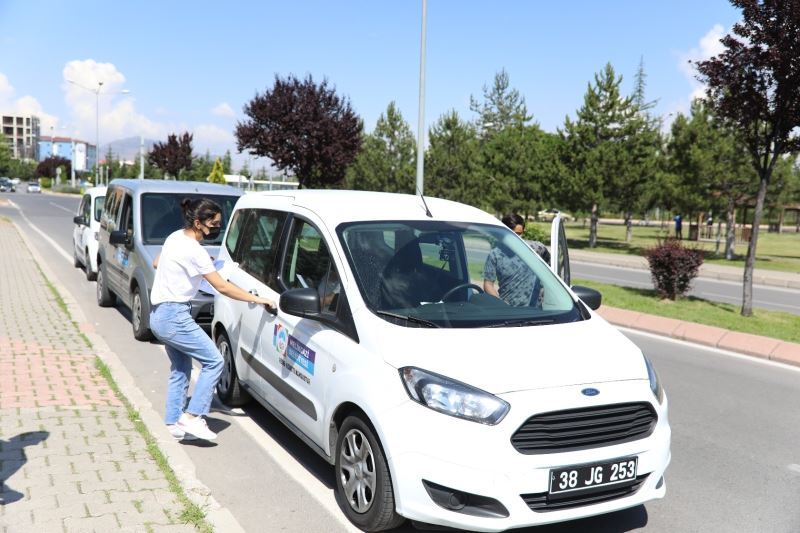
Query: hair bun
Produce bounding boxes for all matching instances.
[181,198,192,211]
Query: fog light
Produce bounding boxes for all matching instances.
[422,480,508,518]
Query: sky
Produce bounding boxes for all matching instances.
[0,0,742,171]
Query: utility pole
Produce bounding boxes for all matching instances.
[415,0,428,195]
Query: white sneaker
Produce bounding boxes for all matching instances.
[176,415,217,441]
[167,424,198,441]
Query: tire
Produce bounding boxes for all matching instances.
[96,263,116,307]
[85,250,97,281]
[131,286,153,341]
[335,415,404,532]
[73,245,81,268]
[215,330,250,406]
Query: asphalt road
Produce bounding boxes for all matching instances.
[3,191,799,533]
[571,261,800,316]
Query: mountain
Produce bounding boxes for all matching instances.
[104,137,158,161]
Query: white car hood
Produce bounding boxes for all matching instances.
[364,314,647,394]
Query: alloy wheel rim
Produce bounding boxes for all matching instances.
[133,292,141,331]
[219,340,232,393]
[339,428,376,514]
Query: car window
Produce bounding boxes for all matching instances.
[225,209,246,260]
[119,194,134,234]
[237,210,287,291]
[283,219,340,315]
[78,194,89,218]
[103,188,123,227]
[140,193,239,245]
[339,221,579,328]
[94,196,105,222]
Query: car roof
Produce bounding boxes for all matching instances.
[234,189,500,227]
[108,178,243,197]
[84,186,107,197]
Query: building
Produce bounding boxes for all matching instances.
[2,113,40,161]
[223,174,299,192]
[38,136,97,172]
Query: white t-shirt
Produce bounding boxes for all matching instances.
[150,230,215,305]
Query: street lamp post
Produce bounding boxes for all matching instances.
[415,0,427,195]
[66,79,129,185]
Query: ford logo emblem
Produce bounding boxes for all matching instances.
[581,388,600,397]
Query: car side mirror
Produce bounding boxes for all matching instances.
[571,285,602,310]
[73,215,86,226]
[280,288,321,318]
[109,230,129,246]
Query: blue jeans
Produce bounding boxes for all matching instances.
[150,302,222,425]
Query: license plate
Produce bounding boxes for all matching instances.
[550,457,638,494]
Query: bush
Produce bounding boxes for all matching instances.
[40,178,52,189]
[645,238,704,300]
[523,224,548,242]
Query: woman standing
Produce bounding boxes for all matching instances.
[150,198,275,441]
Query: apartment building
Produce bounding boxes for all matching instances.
[1,113,40,161]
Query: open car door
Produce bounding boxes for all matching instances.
[549,214,570,285]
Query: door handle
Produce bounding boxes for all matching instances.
[248,288,259,296]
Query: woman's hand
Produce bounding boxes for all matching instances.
[254,296,277,312]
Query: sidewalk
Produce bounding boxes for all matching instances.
[570,249,800,289]
[0,219,200,532]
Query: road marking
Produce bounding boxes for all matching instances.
[788,464,800,475]
[619,327,800,374]
[49,201,74,214]
[8,200,73,264]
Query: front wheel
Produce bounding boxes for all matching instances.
[215,330,250,406]
[85,249,97,281]
[131,287,153,341]
[96,263,116,307]
[335,415,404,531]
[73,243,81,268]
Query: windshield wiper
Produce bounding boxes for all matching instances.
[375,310,440,328]
[482,318,555,328]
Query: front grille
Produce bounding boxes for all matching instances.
[521,474,649,512]
[511,402,657,454]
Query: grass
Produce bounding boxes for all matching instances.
[574,277,800,344]
[95,358,213,532]
[527,221,800,273]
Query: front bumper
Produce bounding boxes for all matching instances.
[381,381,671,532]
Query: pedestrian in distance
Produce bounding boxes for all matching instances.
[674,214,683,240]
[150,198,276,441]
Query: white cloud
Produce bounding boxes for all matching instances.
[0,72,60,133]
[211,102,235,118]
[679,24,727,103]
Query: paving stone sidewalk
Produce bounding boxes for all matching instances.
[0,219,197,533]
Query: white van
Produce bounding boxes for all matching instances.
[211,190,670,532]
[72,186,107,280]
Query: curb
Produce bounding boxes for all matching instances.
[11,220,245,533]
[597,305,800,367]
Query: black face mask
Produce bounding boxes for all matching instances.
[203,225,221,240]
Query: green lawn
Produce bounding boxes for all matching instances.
[574,277,800,344]
[527,222,800,273]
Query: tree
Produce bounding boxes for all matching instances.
[470,69,531,134]
[695,0,800,316]
[345,102,416,193]
[560,63,641,247]
[0,134,12,176]
[148,132,194,180]
[36,156,71,180]
[222,150,233,174]
[207,157,227,184]
[235,74,362,188]
[425,110,483,206]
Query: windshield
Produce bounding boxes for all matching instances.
[141,193,239,245]
[338,221,580,328]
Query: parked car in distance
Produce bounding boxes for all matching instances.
[96,179,242,340]
[27,179,41,193]
[72,186,107,280]
[537,208,573,222]
[0,177,16,192]
[212,190,670,532]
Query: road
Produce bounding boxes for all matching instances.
[571,261,800,316]
[2,191,799,532]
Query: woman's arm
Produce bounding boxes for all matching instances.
[203,271,276,310]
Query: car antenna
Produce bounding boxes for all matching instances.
[417,187,433,218]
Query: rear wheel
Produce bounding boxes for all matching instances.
[96,263,116,307]
[85,250,97,281]
[335,415,404,531]
[215,330,250,406]
[131,286,153,341]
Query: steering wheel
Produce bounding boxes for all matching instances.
[440,283,484,302]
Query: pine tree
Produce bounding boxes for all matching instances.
[470,69,531,135]
[207,157,227,184]
[425,110,483,207]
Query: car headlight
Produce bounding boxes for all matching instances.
[399,367,509,425]
[644,357,664,403]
